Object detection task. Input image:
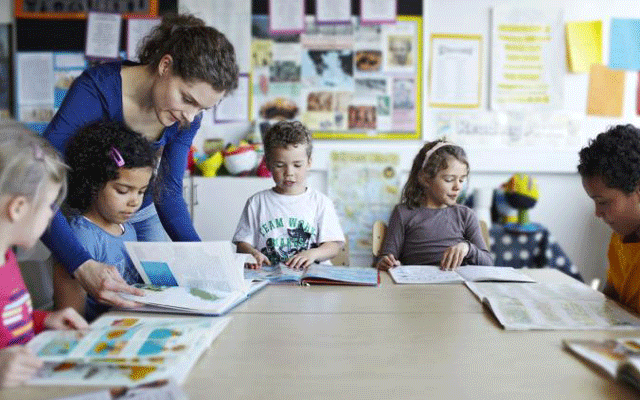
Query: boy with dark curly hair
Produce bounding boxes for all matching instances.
[55,120,156,320]
[233,121,344,269]
[579,124,640,313]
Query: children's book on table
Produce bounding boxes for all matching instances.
[387,265,536,284]
[121,241,268,315]
[564,338,640,391]
[27,315,230,386]
[244,264,379,286]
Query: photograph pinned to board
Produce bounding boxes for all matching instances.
[251,14,422,140]
[429,34,482,108]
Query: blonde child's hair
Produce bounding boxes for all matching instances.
[0,119,67,209]
[401,140,469,209]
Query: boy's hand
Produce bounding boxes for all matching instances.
[44,307,89,330]
[440,241,470,271]
[376,254,400,270]
[285,250,316,270]
[0,346,43,388]
[245,251,271,269]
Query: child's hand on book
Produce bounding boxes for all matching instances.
[0,345,43,387]
[44,307,89,331]
[376,254,400,270]
[440,241,470,270]
[285,250,316,270]
[245,251,271,269]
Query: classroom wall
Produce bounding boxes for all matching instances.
[0,0,10,23]
[190,0,640,284]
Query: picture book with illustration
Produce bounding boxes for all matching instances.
[122,241,268,315]
[564,338,640,390]
[27,315,230,386]
[244,264,379,286]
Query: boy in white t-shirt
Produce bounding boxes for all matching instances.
[233,121,344,269]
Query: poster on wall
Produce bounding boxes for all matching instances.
[429,34,482,108]
[251,15,422,140]
[16,52,87,132]
[328,151,400,257]
[490,6,564,111]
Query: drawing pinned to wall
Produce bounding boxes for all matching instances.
[15,0,158,19]
[609,18,640,71]
[251,14,422,140]
[429,34,482,108]
[587,64,625,117]
[491,6,564,111]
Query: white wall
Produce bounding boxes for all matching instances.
[0,0,11,23]
[191,0,640,284]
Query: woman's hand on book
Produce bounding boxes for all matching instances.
[376,254,400,270]
[44,307,89,331]
[0,346,43,387]
[440,242,470,270]
[73,260,144,308]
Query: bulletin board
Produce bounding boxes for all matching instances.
[251,1,423,140]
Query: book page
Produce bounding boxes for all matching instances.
[244,264,304,283]
[120,285,245,315]
[455,266,536,283]
[563,339,626,377]
[467,282,640,330]
[125,242,247,293]
[302,265,378,285]
[388,265,464,284]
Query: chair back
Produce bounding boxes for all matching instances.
[372,220,387,257]
[331,236,350,266]
[479,220,491,249]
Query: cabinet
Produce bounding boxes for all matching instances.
[187,176,274,241]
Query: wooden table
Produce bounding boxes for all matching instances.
[6,269,640,399]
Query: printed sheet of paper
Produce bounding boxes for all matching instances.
[389,265,464,284]
[566,20,602,73]
[316,0,351,24]
[491,6,564,111]
[125,241,248,293]
[269,0,304,34]
[466,281,640,330]
[587,64,625,117]
[429,34,482,108]
[609,18,640,70]
[126,18,161,61]
[85,12,122,60]
[215,74,249,122]
[360,0,396,24]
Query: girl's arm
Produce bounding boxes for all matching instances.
[462,209,494,265]
[375,205,404,269]
[153,118,201,241]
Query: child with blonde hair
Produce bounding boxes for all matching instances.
[0,120,87,387]
[376,140,493,270]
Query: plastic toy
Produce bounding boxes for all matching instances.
[502,173,539,232]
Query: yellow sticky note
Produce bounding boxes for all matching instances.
[587,64,625,117]
[566,21,602,73]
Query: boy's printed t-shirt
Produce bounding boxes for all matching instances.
[233,188,344,265]
[607,232,640,314]
[0,250,47,347]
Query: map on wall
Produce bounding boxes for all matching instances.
[251,15,422,140]
[328,151,400,257]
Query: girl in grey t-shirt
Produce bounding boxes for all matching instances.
[376,141,493,271]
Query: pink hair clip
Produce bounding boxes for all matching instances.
[109,147,125,167]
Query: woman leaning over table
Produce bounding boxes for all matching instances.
[41,13,239,309]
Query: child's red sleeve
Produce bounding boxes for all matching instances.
[32,310,49,333]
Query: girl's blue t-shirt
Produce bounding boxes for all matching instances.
[42,61,201,274]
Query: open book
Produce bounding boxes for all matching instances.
[244,264,379,286]
[122,242,268,315]
[27,315,230,386]
[564,338,640,390]
[388,265,536,284]
[466,279,640,330]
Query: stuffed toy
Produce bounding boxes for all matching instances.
[502,173,539,232]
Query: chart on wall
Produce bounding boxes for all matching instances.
[251,15,423,140]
